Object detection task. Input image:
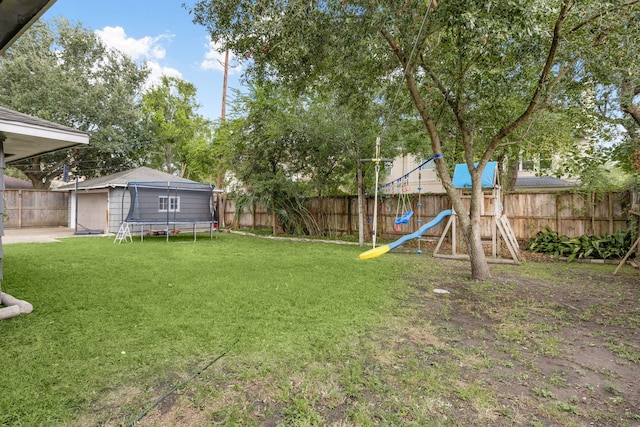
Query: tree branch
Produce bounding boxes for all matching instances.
[481,0,572,166]
[567,0,640,35]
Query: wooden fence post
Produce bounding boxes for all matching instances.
[347,196,352,235]
[18,189,22,229]
[608,192,614,235]
[555,193,561,234]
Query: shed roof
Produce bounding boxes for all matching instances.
[55,167,203,191]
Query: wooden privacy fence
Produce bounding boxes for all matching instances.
[3,190,69,228]
[505,192,629,239]
[224,191,632,242]
[2,189,631,240]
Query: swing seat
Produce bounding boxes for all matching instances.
[395,211,414,224]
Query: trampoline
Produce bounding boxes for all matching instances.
[116,181,221,242]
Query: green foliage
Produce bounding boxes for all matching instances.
[233,187,321,236]
[141,76,215,180]
[526,226,634,261]
[579,4,640,175]
[222,84,382,235]
[0,18,150,188]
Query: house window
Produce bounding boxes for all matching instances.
[159,196,180,212]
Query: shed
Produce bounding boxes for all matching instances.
[55,167,221,235]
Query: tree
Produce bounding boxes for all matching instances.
[291,91,384,244]
[494,110,579,191]
[141,75,212,178]
[190,0,639,279]
[220,84,383,238]
[0,18,150,188]
[578,5,640,175]
[181,120,219,183]
[221,84,316,234]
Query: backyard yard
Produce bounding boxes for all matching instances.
[1,233,638,426]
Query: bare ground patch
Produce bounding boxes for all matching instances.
[403,258,640,426]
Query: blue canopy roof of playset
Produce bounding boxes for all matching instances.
[452,162,498,189]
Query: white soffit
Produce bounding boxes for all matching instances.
[0,110,89,163]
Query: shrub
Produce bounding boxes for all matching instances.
[526,226,634,262]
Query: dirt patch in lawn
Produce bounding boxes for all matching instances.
[129,256,638,426]
[397,258,640,426]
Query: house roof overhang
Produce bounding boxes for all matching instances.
[0,107,89,164]
[0,0,57,55]
[0,0,86,163]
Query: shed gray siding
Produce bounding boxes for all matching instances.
[126,186,213,223]
[108,187,129,234]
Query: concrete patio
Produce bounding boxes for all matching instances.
[2,227,107,244]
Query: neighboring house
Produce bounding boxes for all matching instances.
[55,167,210,234]
[379,153,578,195]
[379,153,444,195]
[515,175,578,192]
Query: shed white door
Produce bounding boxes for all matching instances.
[77,192,108,231]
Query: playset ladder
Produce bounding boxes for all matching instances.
[114,222,132,243]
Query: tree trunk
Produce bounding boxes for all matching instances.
[620,77,640,127]
[463,180,491,280]
[506,159,519,192]
[437,159,491,281]
[22,156,51,189]
[25,172,50,189]
[382,29,493,280]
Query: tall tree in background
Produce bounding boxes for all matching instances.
[221,84,382,237]
[181,119,218,183]
[191,0,639,280]
[294,93,384,244]
[223,84,318,234]
[0,18,150,188]
[141,75,211,178]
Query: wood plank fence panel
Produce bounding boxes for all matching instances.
[3,190,69,228]
[218,190,632,242]
[505,192,629,240]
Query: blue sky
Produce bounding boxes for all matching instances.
[44,0,243,121]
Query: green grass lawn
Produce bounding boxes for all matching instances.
[1,233,404,426]
[1,233,638,426]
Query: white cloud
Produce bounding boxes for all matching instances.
[200,39,242,74]
[145,62,183,90]
[96,26,170,61]
[95,26,180,89]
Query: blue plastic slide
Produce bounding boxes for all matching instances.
[359,210,452,259]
